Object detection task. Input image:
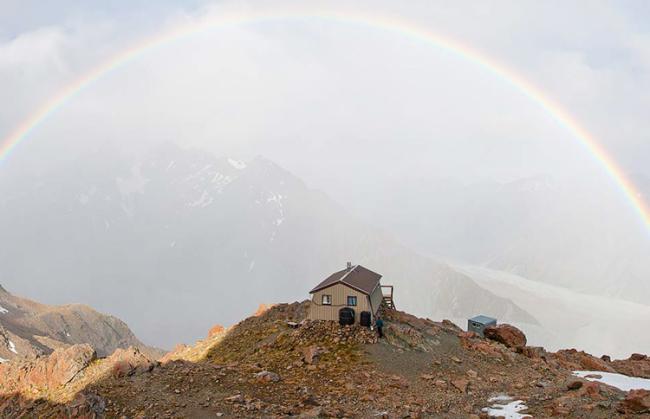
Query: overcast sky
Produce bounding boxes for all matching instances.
[1,0,649,206]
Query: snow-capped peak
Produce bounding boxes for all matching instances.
[227,158,247,170]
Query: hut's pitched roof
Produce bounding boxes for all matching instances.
[309,265,382,295]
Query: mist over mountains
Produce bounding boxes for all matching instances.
[340,172,650,305]
[0,143,535,348]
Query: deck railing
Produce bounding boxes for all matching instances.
[381,285,395,309]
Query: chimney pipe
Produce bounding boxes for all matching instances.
[347,262,352,269]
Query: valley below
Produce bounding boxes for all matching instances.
[452,264,650,359]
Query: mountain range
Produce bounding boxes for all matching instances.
[0,142,534,348]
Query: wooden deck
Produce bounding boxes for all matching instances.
[381,285,395,309]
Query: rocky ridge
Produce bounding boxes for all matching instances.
[0,301,648,418]
[0,285,162,361]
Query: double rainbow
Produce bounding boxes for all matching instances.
[1,9,648,230]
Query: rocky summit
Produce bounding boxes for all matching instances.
[0,301,648,418]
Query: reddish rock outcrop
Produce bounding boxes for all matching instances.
[483,324,527,349]
[553,349,616,372]
[254,304,276,317]
[208,324,226,338]
[620,389,650,413]
[0,344,96,392]
[610,353,650,379]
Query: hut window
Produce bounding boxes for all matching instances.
[347,296,357,306]
[322,295,332,305]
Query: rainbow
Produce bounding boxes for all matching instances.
[1,8,648,230]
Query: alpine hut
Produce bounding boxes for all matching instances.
[308,263,393,326]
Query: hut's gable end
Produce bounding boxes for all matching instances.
[309,282,372,322]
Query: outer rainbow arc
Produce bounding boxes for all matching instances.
[1,10,648,230]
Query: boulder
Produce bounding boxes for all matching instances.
[451,379,469,393]
[111,360,133,378]
[255,370,280,382]
[106,346,156,377]
[630,353,648,361]
[518,346,546,359]
[566,379,584,390]
[303,346,324,365]
[483,324,527,349]
[620,389,650,413]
